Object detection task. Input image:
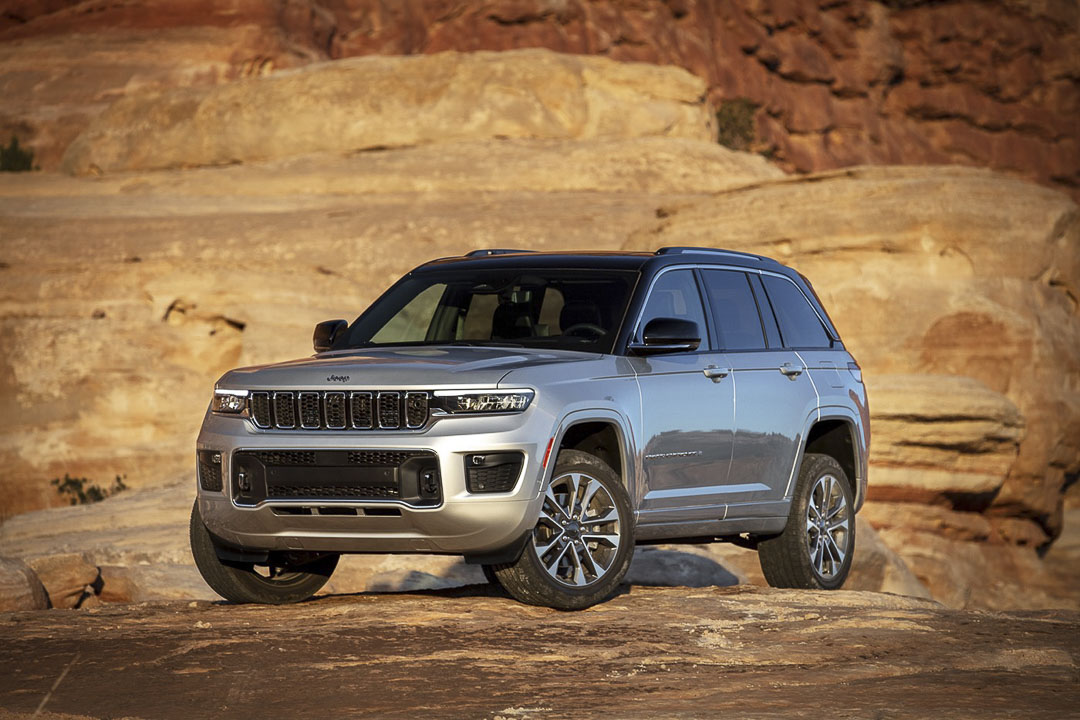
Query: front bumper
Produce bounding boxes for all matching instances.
[195,406,553,556]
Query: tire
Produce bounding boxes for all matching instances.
[758,453,856,590]
[481,564,500,586]
[491,449,634,610]
[189,500,338,604]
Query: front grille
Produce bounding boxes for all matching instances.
[232,448,441,506]
[256,450,317,466]
[267,484,400,499]
[248,390,429,431]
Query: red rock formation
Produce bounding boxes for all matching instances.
[4,0,1076,198]
[311,0,1080,198]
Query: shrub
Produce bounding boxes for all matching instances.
[51,474,128,506]
[715,99,759,152]
[0,136,35,172]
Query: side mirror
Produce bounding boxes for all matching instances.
[629,317,701,355]
[313,319,348,353]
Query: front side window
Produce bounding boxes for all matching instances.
[635,269,708,345]
[700,269,766,351]
[340,268,637,354]
[760,275,832,349]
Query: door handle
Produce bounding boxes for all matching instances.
[703,365,730,381]
[779,362,803,378]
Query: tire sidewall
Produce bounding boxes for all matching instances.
[515,450,634,607]
[792,454,855,590]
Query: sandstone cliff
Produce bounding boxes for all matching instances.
[3,0,1077,199]
[1,47,1077,611]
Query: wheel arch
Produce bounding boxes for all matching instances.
[802,410,866,510]
[547,410,636,495]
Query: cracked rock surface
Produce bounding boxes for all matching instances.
[1,585,1077,719]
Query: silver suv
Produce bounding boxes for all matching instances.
[191,247,868,609]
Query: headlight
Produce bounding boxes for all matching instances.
[434,389,534,414]
[211,388,248,414]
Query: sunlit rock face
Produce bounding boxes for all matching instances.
[621,164,1080,605]
[4,0,1077,199]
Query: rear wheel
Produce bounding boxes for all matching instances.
[189,500,338,604]
[758,453,855,590]
[491,450,633,610]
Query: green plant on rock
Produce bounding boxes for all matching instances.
[51,473,128,505]
[0,136,35,172]
[715,98,759,152]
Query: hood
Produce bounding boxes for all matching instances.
[218,345,596,390]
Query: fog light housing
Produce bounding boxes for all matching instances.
[197,449,223,492]
[465,452,524,493]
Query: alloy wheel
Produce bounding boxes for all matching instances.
[805,473,850,581]
[533,471,622,588]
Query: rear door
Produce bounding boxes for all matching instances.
[700,269,819,506]
[630,268,736,519]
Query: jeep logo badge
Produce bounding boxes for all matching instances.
[326,374,350,383]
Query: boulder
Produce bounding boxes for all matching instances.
[25,553,100,609]
[875,526,1079,611]
[61,49,716,175]
[98,565,140,604]
[861,501,993,543]
[868,375,1024,507]
[844,517,933,600]
[0,557,48,611]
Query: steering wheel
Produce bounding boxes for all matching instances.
[563,323,608,339]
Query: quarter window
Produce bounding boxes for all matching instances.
[760,275,832,348]
[700,270,766,351]
[637,269,708,345]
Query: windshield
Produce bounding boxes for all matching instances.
[337,268,638,353]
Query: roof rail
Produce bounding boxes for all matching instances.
[465,249,537,257]
[655,246,772,263]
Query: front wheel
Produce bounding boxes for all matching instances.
[757,453,855,590]
[190,500,338,604]
[492,450,634,610]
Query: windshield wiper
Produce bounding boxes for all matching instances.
[443,341,524,348]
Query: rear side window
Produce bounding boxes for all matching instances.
[700,270,766,351]
[761,275,833,349]
[637,269,708,344]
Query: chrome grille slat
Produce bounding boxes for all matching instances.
[378,391,401,429]
[405,392,428,429]
[250,390,429,431]
[324,392,346,429]
[350,392,373,429]
[299,391,321,429]
[273,392,296,429]
[250,392,272,429]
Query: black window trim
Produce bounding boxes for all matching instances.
[627,264,714,356]
[757,269,838,350]
[698,267,771,354]
[625,263,838,355]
